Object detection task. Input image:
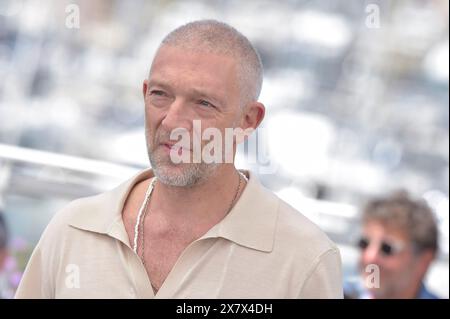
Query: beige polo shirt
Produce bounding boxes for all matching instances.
[15,169,343,299]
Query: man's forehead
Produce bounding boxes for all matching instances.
[149,47,239,92]
[151,44,237,69]
[363,220,410,240]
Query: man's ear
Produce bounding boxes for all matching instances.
[235,102,265,145]
[242,101,265,131]
[142,79,148,98]
[416,250,436,278]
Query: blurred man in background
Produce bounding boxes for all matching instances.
[346,191,440,299]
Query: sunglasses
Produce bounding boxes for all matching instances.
[357,237,406,257]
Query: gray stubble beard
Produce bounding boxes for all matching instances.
[146,128,220,187]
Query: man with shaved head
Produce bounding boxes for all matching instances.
[16,20,342,299]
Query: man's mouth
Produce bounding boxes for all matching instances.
[160,142,191,155]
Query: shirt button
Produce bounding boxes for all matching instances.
[129,287,136,297]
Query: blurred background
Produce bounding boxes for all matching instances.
[0,0,448,298]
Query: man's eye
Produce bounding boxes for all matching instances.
[149,90,165,96]
[198,100,215,108]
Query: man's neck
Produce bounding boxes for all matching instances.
[375,279,423,299]
[396,281,423,299]
[147,164,244,228]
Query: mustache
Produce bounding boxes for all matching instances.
[154,128,192,150]
[151,126,227,150]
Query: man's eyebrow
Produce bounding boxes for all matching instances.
[190,88,225,106]
[147,79,226,107]
[147,79,172,89]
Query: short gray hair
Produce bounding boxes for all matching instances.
[159,19,263,107]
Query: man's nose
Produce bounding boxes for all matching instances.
[362,244,382,266]
[161,98,193,132]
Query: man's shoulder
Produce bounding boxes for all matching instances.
[50,191,111,227]
[265,192,342,295]
[39,187,120,245]
[273,195,338,255]
[418,284,441,299]
[45,170,145,233]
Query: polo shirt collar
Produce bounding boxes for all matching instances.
[67,168,279,253]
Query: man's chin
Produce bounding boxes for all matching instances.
[360,272,390,296]
[151,163,194,185]
[152,162,182,175]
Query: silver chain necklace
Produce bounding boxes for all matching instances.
[132,177,157,254]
